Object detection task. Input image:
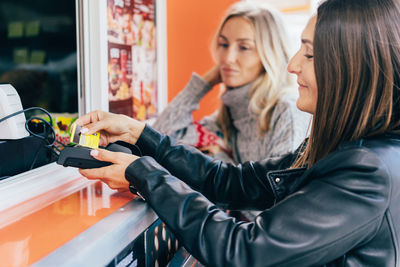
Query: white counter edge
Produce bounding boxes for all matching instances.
[0,163,81,213]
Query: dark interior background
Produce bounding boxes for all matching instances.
[0,1,78,113]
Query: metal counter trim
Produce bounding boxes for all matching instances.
[32,198,157,266]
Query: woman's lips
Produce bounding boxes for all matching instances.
[297,82,308,89]
[221,67,238,75]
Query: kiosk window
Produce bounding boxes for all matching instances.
[0,0,78,114]
[0,1,78,178]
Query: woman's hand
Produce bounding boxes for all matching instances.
[79,148,139,192]
[202,65,222,87]
[73,110,145,147]
[199,145,223,156]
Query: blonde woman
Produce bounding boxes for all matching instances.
[152,1,309,164]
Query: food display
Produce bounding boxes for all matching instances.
[107,0,157,120]
[108,43,132,101]
[51,114,78,147]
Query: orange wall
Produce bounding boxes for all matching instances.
[166,0,238,120]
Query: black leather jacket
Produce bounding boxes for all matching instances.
[125,126,400,267]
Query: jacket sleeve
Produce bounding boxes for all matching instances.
[135,125,296,210]
[125,146,389,267]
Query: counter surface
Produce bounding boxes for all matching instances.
[0,163,157,267]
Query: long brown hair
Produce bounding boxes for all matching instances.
[213,2,295,142]
[294,0,400,168]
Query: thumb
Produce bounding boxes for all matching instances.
[90,148,117,163]
[81,120,109,136]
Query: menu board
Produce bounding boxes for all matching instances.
[107,0,157,120]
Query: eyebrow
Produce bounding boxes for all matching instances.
[301,39,313,45]
[218,34,255,43]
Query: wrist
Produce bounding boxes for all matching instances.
[201,69,221,87]
[127,119,146,144]
[202,74,219,87]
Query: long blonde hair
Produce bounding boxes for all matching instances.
[214,2,295,141]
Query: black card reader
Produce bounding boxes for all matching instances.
[57,143,133,169]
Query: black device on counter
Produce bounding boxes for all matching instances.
[0,136,57,179]
[57,142,140,169]
[0,107,58,179]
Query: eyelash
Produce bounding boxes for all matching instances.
[217,43,251,51]
[304,54,314,59]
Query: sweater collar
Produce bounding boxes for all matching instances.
[220,82,253,121]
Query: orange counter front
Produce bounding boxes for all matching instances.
[0,163,158,267]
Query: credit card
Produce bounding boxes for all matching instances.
[70,124,100,149]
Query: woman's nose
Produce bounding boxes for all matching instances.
[287,52,300,74]
[224,47,237,64]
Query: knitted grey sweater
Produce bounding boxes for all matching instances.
[152,73,310,164]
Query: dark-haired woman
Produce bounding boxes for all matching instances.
[75,0,400,265]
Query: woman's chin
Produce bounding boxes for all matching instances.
[296,100,315,115]
[222,79,247,88]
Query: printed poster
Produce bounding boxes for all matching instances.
[108,42,133,117]
[107,0,157,120]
